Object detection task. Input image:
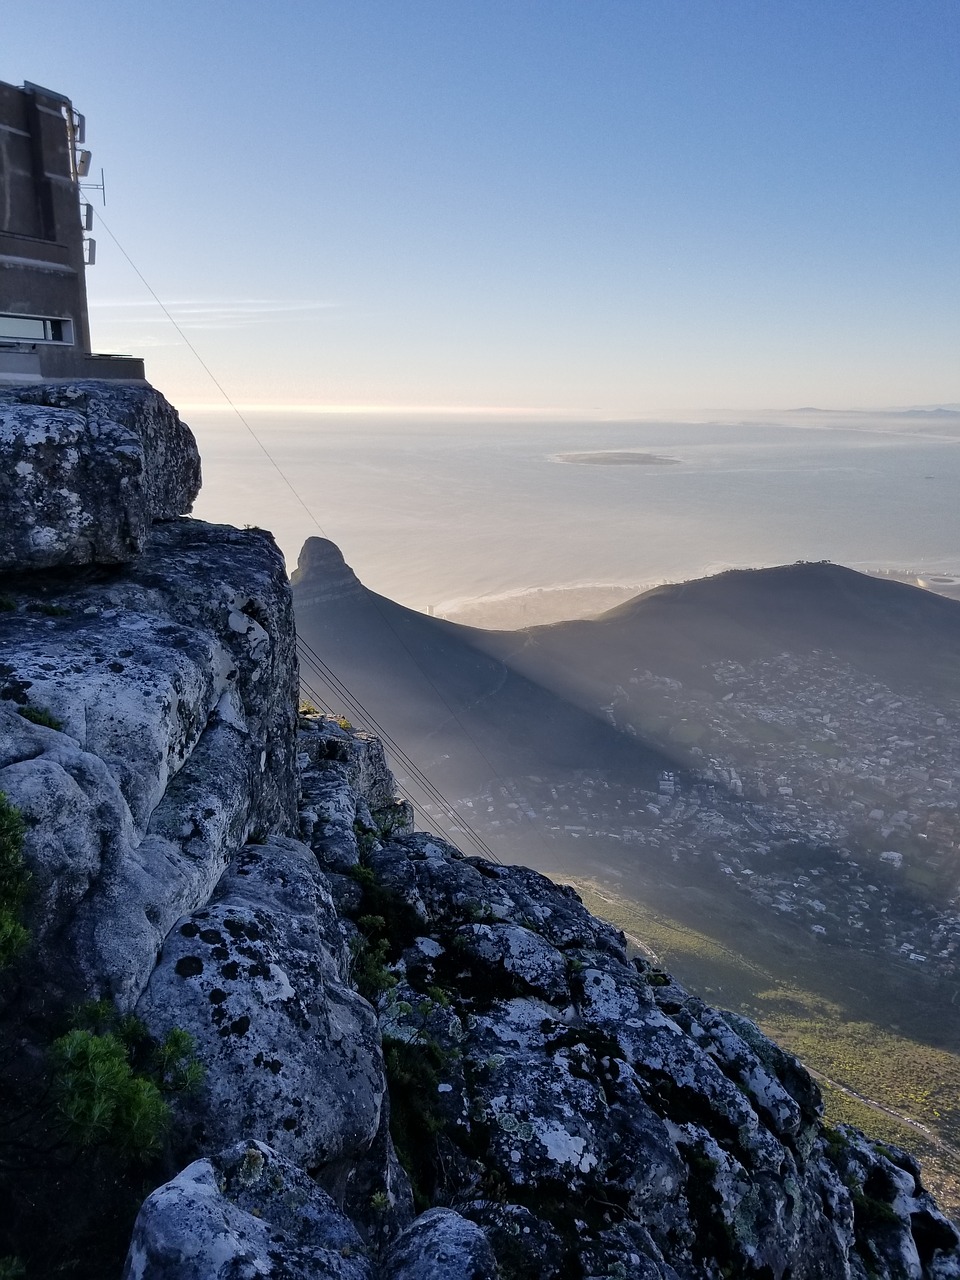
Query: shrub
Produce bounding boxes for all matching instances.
[51,1009,203,1161]
[0,794,29,968]
[17,705,63,731]
[52,1030,170,1159]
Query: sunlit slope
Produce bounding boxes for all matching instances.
[292,538,672,797]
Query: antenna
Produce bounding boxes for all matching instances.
[80,168,107,207]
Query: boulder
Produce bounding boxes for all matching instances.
[136,836,385,1169]
[122,1140,372,1280]
[0,381,200,570]
[382,1208,498,1280]
[299,714,412,873]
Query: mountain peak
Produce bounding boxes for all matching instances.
[290,537,364,605]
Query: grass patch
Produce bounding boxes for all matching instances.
[17,705,63,731]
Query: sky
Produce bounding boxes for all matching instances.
[4,1,959,415]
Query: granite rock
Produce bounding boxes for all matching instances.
[136,836,385,1169]
[0,381,200,570]
[0,519,297,1010]
[381,1208,498,1280]
[122,1140,371,1280]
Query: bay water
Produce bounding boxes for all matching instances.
[187,410,960,620]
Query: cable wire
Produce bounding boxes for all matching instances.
[94,209,330,538]
[296,639,502,862]
[296,655,488,855]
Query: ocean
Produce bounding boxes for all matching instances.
[186,409,960,623]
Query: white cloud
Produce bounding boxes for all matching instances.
[89,299,337,330]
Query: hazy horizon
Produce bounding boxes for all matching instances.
[187,407,960,620]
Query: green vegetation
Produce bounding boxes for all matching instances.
[371,801,410,841]
[382,1034,449,1209]
[343,862,456,1207]
[52,1030,171,1158]
[350,917,398,1001]
[564,876,960,1218]
[353,818,379,858]
[26,602,69,617]
[0,794,29,968]
[852,1188,901,1229]
[0,598,16,613]
[346,863,421,1001]
[52,1003,202,1160]
[0,1000,203,1277]
[17,705,63,731]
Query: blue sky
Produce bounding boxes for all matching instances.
[5,1,959,413]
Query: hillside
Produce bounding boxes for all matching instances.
[293,537,674,797]
[524,560,960,697]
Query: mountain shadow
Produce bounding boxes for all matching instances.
[292,538,676,806]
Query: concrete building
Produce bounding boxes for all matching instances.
[0,79,144,383]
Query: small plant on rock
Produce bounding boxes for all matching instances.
[17,705,63,731]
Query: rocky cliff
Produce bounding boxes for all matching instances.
[0,382,958,1279]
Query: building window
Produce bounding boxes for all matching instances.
[0,314,74,343]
